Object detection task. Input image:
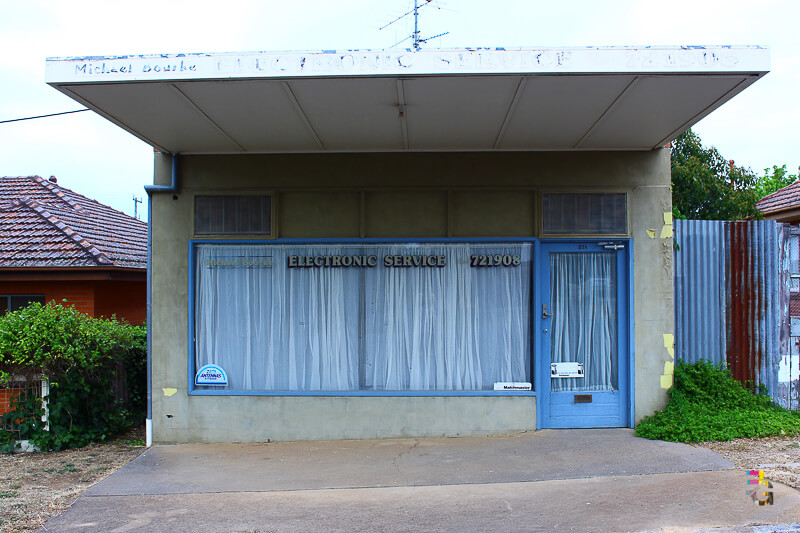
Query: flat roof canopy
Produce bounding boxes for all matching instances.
[46,46,769,154]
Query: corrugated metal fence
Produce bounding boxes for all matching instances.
[674,219,795,408]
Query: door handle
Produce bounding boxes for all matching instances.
[542,304,553,319]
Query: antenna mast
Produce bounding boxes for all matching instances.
[413,0,420,51]
[380,0,449,51]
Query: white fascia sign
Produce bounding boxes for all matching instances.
[195,364,228,386]
[45,46,771,84]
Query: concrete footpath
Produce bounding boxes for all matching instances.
[41,429,800,532]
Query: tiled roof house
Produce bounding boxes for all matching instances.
[0,175,146,323]
[756,180,800,317]
[756,179,800,223]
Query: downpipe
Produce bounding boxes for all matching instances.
[143,154,179,447]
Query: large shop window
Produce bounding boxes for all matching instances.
[194,243,532,392]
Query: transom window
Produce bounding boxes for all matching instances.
[194,195,271,235]
[543,193,627,235]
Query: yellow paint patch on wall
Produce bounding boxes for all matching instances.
[661,332,676,389]
[646,229,656,239]
[663,334,674,359]
[660,212,673,239]
[162,388,178,397]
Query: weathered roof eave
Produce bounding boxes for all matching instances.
[45,46,770,155]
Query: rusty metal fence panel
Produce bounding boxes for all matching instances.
[674,220,793,408]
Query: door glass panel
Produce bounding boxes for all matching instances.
[550,252,617,392]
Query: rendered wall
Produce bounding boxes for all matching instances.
[150,150,673,443]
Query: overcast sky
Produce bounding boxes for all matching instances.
[1,0,798,219]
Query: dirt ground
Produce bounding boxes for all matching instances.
[1,432,799,533]
[694,435,800,489]
[0,426,145,533]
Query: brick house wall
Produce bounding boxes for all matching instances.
[94,281,147,324]
[0,279,145,324]
[0,385,19,419]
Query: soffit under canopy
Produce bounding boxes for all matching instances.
[46,46,769,154]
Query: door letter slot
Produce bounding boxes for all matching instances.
[574,394,592,403]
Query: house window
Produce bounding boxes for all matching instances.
[194,195,271,235]
[0,295,45,314]
[193,242,532,392]
[542,193,627,235]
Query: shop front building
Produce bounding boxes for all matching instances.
[46,47,769,442]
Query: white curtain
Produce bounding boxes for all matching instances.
[195,243,531,391]
[550,252,617,392]
[195,245,360,391]
[364,244,530,390]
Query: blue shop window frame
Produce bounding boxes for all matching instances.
[187,238,636,420]
[186,237,636,431]
[186,237,613,398]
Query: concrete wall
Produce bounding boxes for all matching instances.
[150,150,673,443]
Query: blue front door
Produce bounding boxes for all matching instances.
[538,241,630,428]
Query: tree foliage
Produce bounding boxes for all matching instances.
[671,130,798,220]
[754,164,797,201]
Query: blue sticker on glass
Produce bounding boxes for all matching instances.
[195,364,228,386]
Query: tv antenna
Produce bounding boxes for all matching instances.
[380,0,449,51]
[132,195,142,219]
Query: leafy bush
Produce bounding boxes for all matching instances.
[636,360,800,442]
[0,301,146,452]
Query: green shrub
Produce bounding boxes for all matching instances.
[636,360,800,442]
[0,301,146,452]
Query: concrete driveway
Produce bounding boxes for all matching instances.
[41,429,800,532]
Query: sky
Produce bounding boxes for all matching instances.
[1,0,798,220]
